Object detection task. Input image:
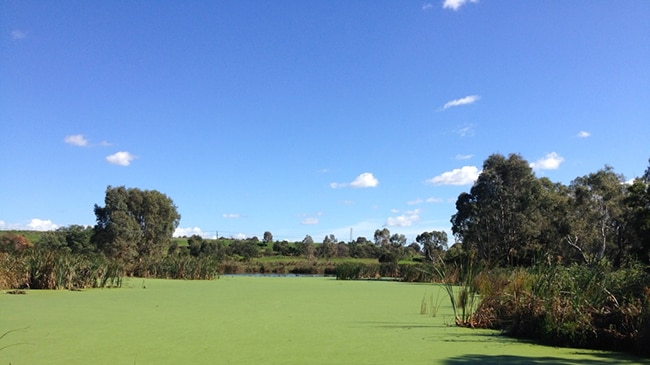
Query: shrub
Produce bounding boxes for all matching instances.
[471,263,650,355]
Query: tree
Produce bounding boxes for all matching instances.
[37,225,95,254]
[317,234,337,259]
[272,240,291,256]
[188,235,204,257]
[416,231,448,262]
[374,228,390,247]
[297,235,315,259]
[228,239,258,260]
[389,233,407,248]
[263,231,274,244]
[92,186,181,267]
[625,163,650,264]
[624,181,650,263]
[451,153,543,266]
[565,166,627,265]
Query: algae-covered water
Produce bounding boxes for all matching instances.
[1,277,645,364]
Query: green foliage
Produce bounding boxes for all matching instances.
[0,249,123,290]
[146,255,220,280]
[450,155,650,268]
[92,186,181,272]
[335,262,380,280]
[227,240,259,260]
[416,230,448,262]
[472,263,650,355]
[420,290,443,317]
[432,257,481,326]
[451,153,543,266]
[36,225,96,254]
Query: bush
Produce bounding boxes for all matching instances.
[471,263,650,355]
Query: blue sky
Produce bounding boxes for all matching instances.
[1,1,649,242]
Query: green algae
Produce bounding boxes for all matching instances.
[1,277,645,364]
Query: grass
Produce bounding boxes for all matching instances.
[1,277,645,364]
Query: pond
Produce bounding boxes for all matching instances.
[1,276,645,364]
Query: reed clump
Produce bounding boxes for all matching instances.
[471,262,650,356]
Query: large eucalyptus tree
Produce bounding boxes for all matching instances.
[451,153,543,266]
[92,186,181,266]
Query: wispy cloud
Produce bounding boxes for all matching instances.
[442,95,480,110]
[301,217,319,225]
[422,3,433,10]
[442,0,479,11]
[222,213,241,219]
[64,134,111,147]
[577,131,591,138]
[11,30,27,40]
[386,209,420,227]
[106,151,136,166]
[455,123,476,137]
[530,152,564,171]
[427,166,480,185]
[456,154,473,160]
[64,134,89,147]
[408,196,443,205]
[330,172,379,189]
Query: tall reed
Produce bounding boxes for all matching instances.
[432,258,480,326]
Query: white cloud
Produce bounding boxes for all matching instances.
[577,131,591,138]
[301,217,319,225]
[427,166,480,185]
[422,3,433,10]
[0,220,5,229]
[27,218,58,231]
[174,227,215,239]
[64,134,89,147]
[331,172,379,189]
[11,30,26,40]
[426,197,443,203]
[443,95,480,110]
[530,152,564,171]
[407,198,424,205]
[234,233,247,240]
[386,209,420,227]
[350,172,379,188]
[456,154,473,160]
[222,213,241,219]
[442,0,479,11]
[106,151,135,166]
